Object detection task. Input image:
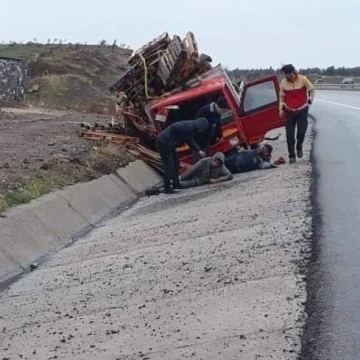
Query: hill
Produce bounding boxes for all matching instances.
[0,43,132,111]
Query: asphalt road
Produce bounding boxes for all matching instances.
[304,91,360,359]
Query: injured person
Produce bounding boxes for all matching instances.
[224,143,278,174]
[144,152,232,195]
[179,152,233,188]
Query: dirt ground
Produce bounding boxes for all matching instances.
[0,107,132,210]
[0,127,312,359]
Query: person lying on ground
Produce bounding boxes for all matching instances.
[179,152,233,188]
[224,143,278,174]
[156,118,209,194]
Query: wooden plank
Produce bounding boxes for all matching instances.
[184,32,198,59]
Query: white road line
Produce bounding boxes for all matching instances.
[317,99,360,111]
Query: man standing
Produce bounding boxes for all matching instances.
[192,96,230,163]
[279,64,315,164]
[156,118,208,194]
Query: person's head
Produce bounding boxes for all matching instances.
[214,96,230,115]
[211,152,225,168]
[281,64,297,82]
[259,143,273,160]
[193,117,209,133]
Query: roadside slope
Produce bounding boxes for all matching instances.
[0,127,313,359]
[0,43,131,111]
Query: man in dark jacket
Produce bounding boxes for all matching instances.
[225,143,276,174]
[179,152,233,188]
[192,97,230,163]
[156,118,208,194]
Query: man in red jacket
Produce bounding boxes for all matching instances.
[279,64,315,164]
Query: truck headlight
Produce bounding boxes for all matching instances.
[229,136,239,146]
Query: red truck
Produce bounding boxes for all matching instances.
[147,65,285,166]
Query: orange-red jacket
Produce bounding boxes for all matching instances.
[279,74,315,112]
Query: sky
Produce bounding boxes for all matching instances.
[0,0,359,69]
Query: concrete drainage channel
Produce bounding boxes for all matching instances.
[0,160,162,286]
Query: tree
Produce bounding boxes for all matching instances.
[325,66,335,76]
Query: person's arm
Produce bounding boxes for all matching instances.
[180,159,208,181]
[303,76,315,104]
[210,166,234,183]
[211,120,223,144]
[186,136,202,153]
[258,161,277,169]
[279,80,286,116]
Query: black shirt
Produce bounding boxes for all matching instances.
[195,103,222,149]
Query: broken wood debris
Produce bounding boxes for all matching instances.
[79,31,213,171]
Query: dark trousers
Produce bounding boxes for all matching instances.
[156,139,180,192]
[285,109,308,158]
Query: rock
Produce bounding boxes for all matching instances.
[3,162,9,169]
[48,142,56,147]
[29,83,39,93]
[23,158,30,164]
[30,262,38,271]
[40,162,51,170]
[69,157,81,165]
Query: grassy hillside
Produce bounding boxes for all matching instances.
[0,43,132,111]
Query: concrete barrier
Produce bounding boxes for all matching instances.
[314,83,360,91]
[0,161,162,284]
[117,160,162,193]
[0,248,19,282]
[31,193,89,242]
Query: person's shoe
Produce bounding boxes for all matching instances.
[145,187,160,196]
[289,157,296,164]
[297,148,303,158]
[173,183,182,190]
[164,189,178,194]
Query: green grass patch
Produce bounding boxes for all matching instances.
[3,176,52,208]
[0,145,134,214]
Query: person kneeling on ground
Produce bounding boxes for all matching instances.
[179,152,233,188]
[224,143,278,174]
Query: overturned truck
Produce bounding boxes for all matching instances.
[82,32,285,172]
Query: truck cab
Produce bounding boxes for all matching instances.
[148,66,284,166]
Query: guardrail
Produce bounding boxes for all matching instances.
[314,83,360,91]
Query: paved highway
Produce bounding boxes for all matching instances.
[304,91,360,359]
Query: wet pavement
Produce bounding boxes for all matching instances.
[303,91,360,360]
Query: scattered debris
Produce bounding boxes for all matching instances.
[274,157,287,166]
[30,262,38,271]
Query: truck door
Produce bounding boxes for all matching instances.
[239,76,285,144]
